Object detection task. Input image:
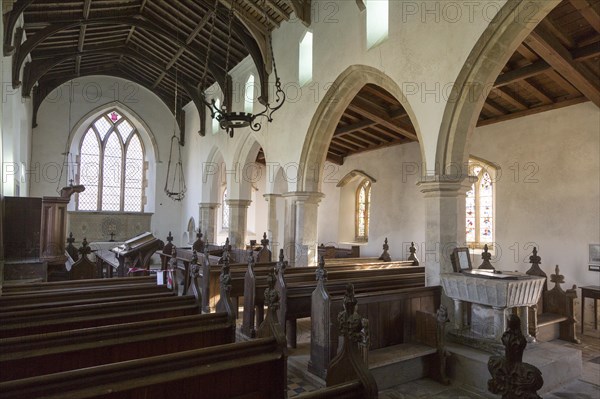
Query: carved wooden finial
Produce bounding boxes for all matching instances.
[530,247,541,265]
[264,267,280,311]
[67,232,75,245]
[378,237,391,262]
[196,228,203,240]
[278,248,285,263]
[248,250,255,269]
[166,231,173,243]
[478,244,495,270]
[220,251,231,293]
[193,228,204,252]
[277,249,287,274]
[261,232,269,247]
[408,241,420,265]
[316,255,327,281]
[78,238,92,257]
[190,250,200,278]
[488,314,543,397]
[337,283,363,344]
[550,265,565,287]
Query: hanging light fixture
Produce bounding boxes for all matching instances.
[164,67,187,201]
[57,80,85,198]
[201,0,286,138]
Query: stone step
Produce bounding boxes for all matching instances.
[446,341,582,395]
[369,343,437,390]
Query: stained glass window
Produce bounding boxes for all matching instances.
[76,110,146,212]
[222,188,230,229]
[356,180,371,241]
[466,159,495,247]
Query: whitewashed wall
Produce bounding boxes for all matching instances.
[470,102,600,288]
[30,76,182,244]
[318,142,426,260]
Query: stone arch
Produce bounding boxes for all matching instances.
[202,146,226,204]
[436,0,560,176]
[298,65,424,193]
[230,132,267,200]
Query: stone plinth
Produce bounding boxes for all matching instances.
[441,272,545,342]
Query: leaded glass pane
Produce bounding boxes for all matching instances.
[124,135,144,212]
[102,133,122,211]
[222,189,229,229]
[108,111,122,123]
[357,181,370,240]
[78,130,100,210]
[117,120,134,142]
[94,117,112,140]
[479,172,493,242]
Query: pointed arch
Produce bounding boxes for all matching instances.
[298,65,424,193]
[231,132,267,200]
[436,0,560,176]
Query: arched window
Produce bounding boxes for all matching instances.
[212,99,221,134]
[222,187,230,229]
[466,159,496,248]
[245,74,255,114]
[77,110,145,212]
[298,31,313,86]
[366,0,389,49]
[355,180,371,241]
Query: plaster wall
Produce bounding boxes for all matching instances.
[30,76,183,244]
[318,142,426,260]
[1,16,33,197]
[470,102,600,288]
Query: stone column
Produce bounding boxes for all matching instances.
[282,191,324,267]
[417,177,474,286]
[198,202,220,245]
[264,194,281,256]
[227,199,252,249]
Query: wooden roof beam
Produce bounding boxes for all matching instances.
[494,60,551,87]
[569,0,600,34]
[326,152,344,165]
[525,26,600,107]
[347,98,418,141]
[266,0,289,20]
[3,0,35,55]
[334,119,377,137]
[288,0,311,26]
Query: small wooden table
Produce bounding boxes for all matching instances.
[581,285,600,333]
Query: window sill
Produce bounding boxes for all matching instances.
[68,210,153,216]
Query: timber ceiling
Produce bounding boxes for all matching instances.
[327,0,599,165]
[3,0,312,130]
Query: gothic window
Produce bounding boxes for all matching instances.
[366,0,389,49]
[245,74,255,114]
[222,187,230,229]
[212,99,221,134]
[355,180,371,241]
[299,31,313,86]
[466,159,496,248]
[77,110,145,212]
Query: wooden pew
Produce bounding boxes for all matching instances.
[242,248,418,338]
[525,250,579,343]
[0,269,287,399]
[298,283,379,399]
[0,275,156,295]
[0,295,199,338]
[309,264,443,379]
[69,238,97,280]
[0,282,171,309]
[277,255,424,347]
[0,313,235,382]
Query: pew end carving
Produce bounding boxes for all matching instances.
[69,238,97,280]
[378,238,391,262]
[526,249,579,343]
[256,232,272,263]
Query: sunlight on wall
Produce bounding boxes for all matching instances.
[366,0,388,49]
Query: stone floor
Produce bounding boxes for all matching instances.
[276,318,600,398]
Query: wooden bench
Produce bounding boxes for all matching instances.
[309,265,442,380]
[318,243,361,259]
[0,276,157,295]
[242,250,419,338]
[0,273,286,399]
[525,250,579,343]
[0,282,171,309]
[0,312,235,381]
[0,294,199,338]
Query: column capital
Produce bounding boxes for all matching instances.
[263,193,282,201]
[226,199,252,208]
[417,175,476,197]
[198,202,221,208]
[282,191,324,204]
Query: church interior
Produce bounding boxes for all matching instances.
[0,0,599,398]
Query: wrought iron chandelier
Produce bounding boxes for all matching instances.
[201,0,286,138]
[164,67,187,201]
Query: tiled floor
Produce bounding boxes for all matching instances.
[278,318,600,398]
